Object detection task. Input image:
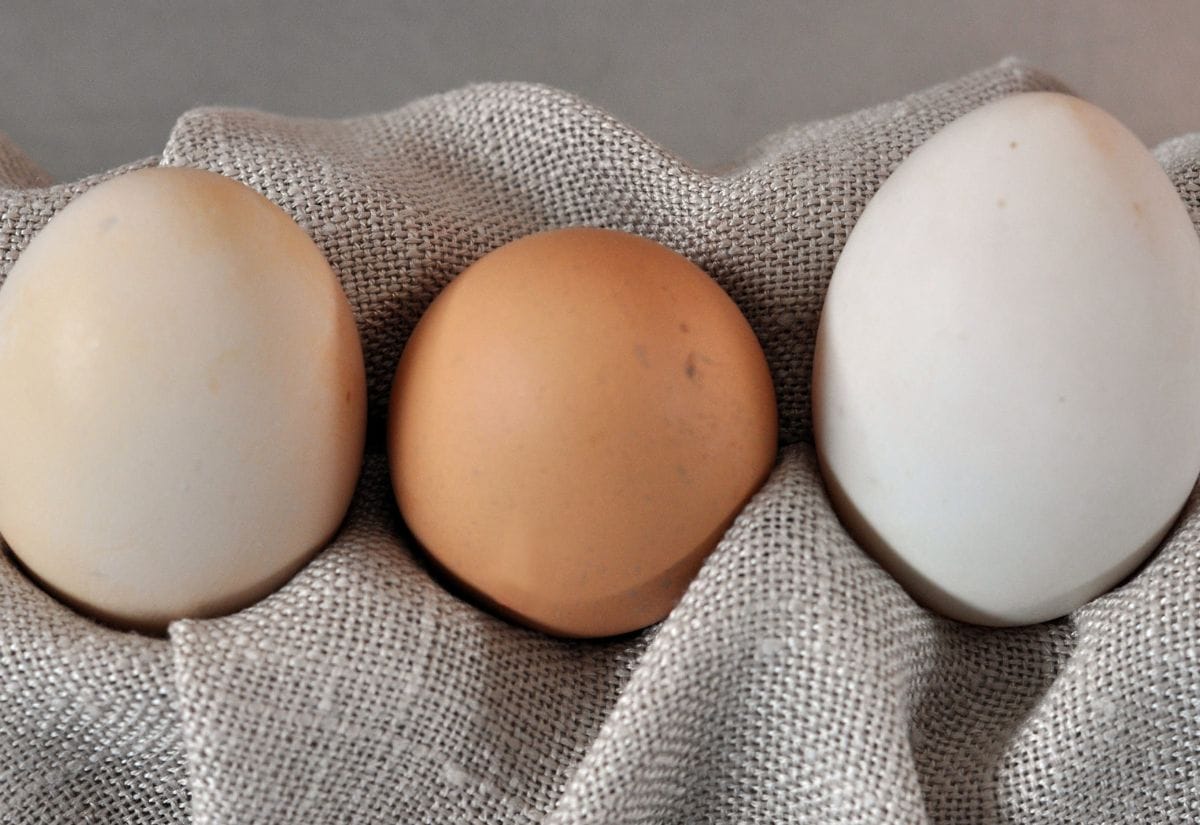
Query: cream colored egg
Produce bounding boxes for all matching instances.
[813,92,1200,626]
[0,167,367,632]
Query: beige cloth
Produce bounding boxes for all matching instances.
[2,60,1198,824]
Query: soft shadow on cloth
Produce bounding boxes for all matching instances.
[0,60,1198,824]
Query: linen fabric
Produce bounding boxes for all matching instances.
[2,60,1198,823]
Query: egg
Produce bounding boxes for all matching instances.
[0,167,367,632]
[388,227,778,637]
[813,92,1200,625]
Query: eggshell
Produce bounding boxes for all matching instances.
[388,227,778,638]
[812,92,1200,626]
[0,167,367,632]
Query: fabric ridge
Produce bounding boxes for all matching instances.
[1,59,1198,823]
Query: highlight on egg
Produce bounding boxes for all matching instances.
[0,166,368,632]
[388,227,778,638]
[812,92,1200,626]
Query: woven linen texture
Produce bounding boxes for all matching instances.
[2,60,1199,823]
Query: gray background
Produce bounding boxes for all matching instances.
[2,1,1197,182]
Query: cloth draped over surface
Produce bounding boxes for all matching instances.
[1,60,1198,823]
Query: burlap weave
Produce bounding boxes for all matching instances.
[2,60,1198,823]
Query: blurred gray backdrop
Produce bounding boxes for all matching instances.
[2,1,1197,181]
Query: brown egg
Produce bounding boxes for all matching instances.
[388,227,777,637]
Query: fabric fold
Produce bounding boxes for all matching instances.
[3,59,1198,824]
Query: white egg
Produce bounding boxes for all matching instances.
[812,92,1200,625]
[0,167,367,632]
